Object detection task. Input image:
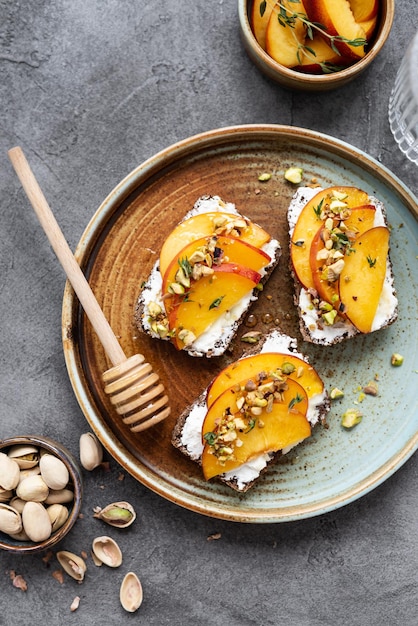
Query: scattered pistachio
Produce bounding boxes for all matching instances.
[120,572,143,613]
[241,331,262,344]
[56,550,87,581]
[330,388,344,400]
[70,596,80,612]
[92,536,123,568]
[391,353,404,367]
[93,501,136,529]
[79,433,103,471]
[363,381,378,396]
[341,408,363,429]
[284,166,303,184]
[258,172,271,182]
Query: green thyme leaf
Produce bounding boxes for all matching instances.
[367,255,377,268]
[259,0,267,17]
[288,393,304,410]
[203,432,216,446]
[209,295,225,310]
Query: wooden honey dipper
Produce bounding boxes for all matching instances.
[8,146,170,433]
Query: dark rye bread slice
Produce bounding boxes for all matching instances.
[135,195,281,358]
[287,187,398,346]
[171,330,330,493]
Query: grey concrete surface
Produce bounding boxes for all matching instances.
[1,1,417,624]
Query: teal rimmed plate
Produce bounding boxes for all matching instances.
[62,125,418,523]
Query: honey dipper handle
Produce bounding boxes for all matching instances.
[8,146,127,367]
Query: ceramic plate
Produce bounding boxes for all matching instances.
[62,125,418,523]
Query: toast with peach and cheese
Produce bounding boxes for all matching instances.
[135,195,281,357]
[288,186,398,345]
[171,329,330,492]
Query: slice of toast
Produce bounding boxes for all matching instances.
[171,329,330,492]
[288,187,398,345]
[135,195,281,357]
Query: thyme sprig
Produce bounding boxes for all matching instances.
[259,0,367,73]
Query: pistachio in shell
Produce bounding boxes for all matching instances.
[9,496,26,513]
[0,452,20,491]
[93,501,136,529]
[57,550,87,581]
[18,466,41,484]
[7,444,39,469]
[0,487,13,503]
[120,572,143,613]
[92,536,122,568]
[39,453,69,490]
[79,433,103,471]
[8,528,31,542]
[47,503,69,532]
[16,474,49,502]
[22,501,52,542]
[44,488,74,505]
[0,503,23,535]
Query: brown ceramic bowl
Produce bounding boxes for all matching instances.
[0,435,82,554]
[238,0,394,91]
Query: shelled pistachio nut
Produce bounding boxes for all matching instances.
[0,452,20,491]
[93,501,136,528]
[57,550,87,581]
[0,503,23,535]
[22,501,52,542]
[92,536,122,568]
[39,454,69,490]
[16,475,49,502]
[120,572,143,612]
[47,503,69,532]
[7,444,39,469]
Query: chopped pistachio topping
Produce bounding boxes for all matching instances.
[330,387,344,400]
[341,408,363,429]
[204,365,301,463]
[284,167,303,184]
[391,353,404,367]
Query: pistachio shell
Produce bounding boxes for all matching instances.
[18,466,41,483]
[39,454,69,490]
[8,528,31,541]
[92,536,122,568]
[7,444,39,469]
[9,497,26,513]
[47,503,69,532]
[57,550,87,581]
[0,487,13,503]
[22,501,52,542]
[0,503,23,534]
[93,501,136,528]
[79,433,103,471]
[16,475,49,502]
[44,488,74,505]
[0,452,20,491]
[120,572,143,612]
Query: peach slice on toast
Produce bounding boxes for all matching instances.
[339,226,390,333]
[159,211,271,278]
[207,352,324,408]
[201,378,310,480]
[290,186,369,290]
[168,264,262,350]
[161,235,271,298]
